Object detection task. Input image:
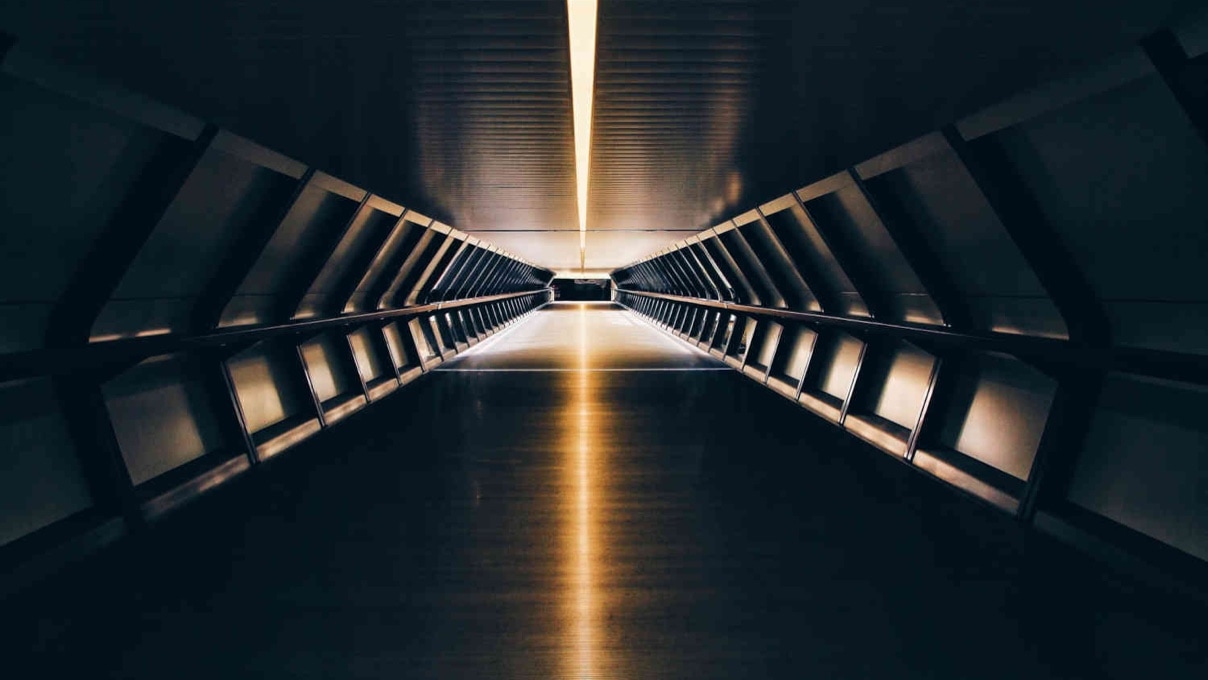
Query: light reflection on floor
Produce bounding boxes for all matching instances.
[6,303,1175,679]
[574,304,596,678]
[446,301,716,371]
[446,302,726,678]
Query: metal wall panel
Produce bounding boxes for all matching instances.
[227,342,316,435]
[101,354,226,485]
[1068,375,1208,562]
[219,175,363,327]
[801,178,942,324]
[348,327,390,386]
[929,355,1056,481]
[758,199,868,317]
[295,197,404,319]
[735,216,819,312]
[0,73,167,351]
[344,215,429,313]
[717,228,784,308]
[858,142,1067,338]
[813,333,865,403]
[299,335,361,405]
[382,321,422,378]
[768,325,817,391]
[855,342,936,432]
[91,145,302,339]
[749,321,783,375]
[989,74,1208,353]
[0,378,94,546]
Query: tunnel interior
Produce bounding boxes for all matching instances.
[2,1,1208,678]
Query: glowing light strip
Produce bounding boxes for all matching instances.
[567,0,598,271]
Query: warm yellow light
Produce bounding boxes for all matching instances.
[575,302,595,678]
[567,0,597,271]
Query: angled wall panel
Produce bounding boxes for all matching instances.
[986,73,1208,353]
[0,69,171,351]
[219,173,364,327]
[294,195,406,320]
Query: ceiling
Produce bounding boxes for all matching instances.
[0,0,1187,273]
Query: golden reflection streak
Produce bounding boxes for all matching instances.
[573,302,596,677]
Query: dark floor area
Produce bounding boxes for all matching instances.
[3,305,1206,678]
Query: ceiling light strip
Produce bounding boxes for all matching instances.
[567,0,598,272]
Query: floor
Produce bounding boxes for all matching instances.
[4,303,1206,678]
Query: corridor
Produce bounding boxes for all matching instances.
[4,303,1204,679]
[3,2,1208,677]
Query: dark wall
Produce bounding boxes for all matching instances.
[614,17,1208,587]
[0,44,553,582]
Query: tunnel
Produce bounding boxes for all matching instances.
[1,1,1208,678]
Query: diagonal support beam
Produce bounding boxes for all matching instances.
[46,124,220,345]
[1141,29,1208,146]
[941,126,1109,344]
[192,168,317,331]
[848,168,973,329]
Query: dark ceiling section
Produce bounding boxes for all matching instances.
[771,0,1180,183]
[0,0,1189,275]
[590,0,1180,252]
[589,0,768,233]
[0,0,577,234]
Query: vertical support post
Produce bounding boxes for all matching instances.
[1018,371,1103,522]
[294,342,327,428]
[706,233,762,306]
[467,252,505,299]
[343,330,372,401]
[838,340,869,426]
[905,353,949,462]
[54,379,143,531]
[378,322,404,384]
[206,349,260,465]
[684,245,724,300]
[941,125,1109,521]
[793,327,822,401]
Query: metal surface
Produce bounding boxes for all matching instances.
[0,291,552,382]
[2,5,1208,675]
[619,283,1208,604]
[191,169,319,332]
[617,289,1208,386]
[45,124,219,344]
[0,1,578,237]
[5,303,1206,678]
[1,1,1183,273]
[1142,29,1208,145]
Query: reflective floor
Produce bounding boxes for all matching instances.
[5,303,1207,678]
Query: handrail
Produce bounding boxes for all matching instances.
[0,289,552,381]
[616,289,1208,385]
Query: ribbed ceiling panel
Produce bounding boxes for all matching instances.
[0,0,1182,274]
[0,0,578,234]
[587,0,766,234]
